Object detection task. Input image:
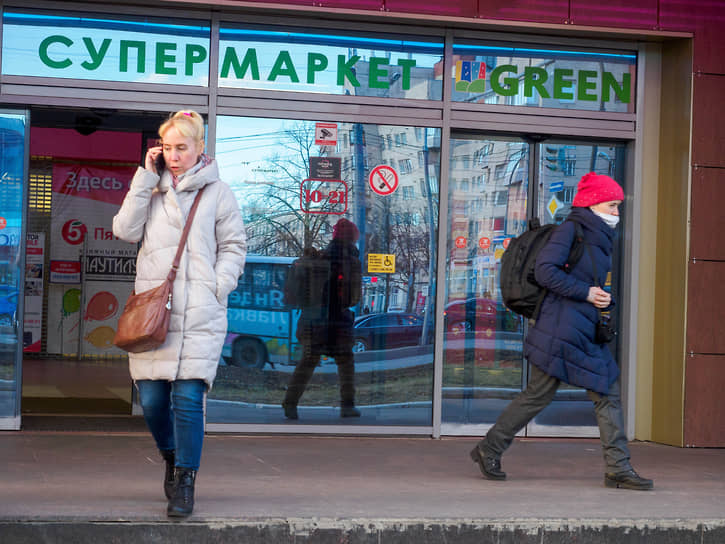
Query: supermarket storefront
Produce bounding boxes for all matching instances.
[0,1,651,438]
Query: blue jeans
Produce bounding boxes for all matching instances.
[136,379,207,470]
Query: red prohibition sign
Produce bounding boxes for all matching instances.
[369,165,399,196]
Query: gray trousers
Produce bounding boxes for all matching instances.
[480,364,632,473]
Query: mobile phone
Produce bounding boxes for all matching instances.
[154,152,166,173]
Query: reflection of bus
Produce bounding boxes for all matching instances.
[222,255,297,369]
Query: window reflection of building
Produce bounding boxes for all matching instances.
[448,137,528,300]
[222,117,440,316]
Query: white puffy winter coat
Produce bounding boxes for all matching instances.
[112,160,246,387]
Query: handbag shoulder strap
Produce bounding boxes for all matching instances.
[167,187,205,282]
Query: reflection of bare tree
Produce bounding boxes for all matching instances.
[391,208,430,312]
[244,121,332,256]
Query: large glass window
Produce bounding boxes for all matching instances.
[218,25,443,100]
[0,110,26,428]
[441,135,527,430]
[209,116,440,427]
[451,41,636,113]
[2,10,210,85]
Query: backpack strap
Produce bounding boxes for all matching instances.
[563,220,585,273]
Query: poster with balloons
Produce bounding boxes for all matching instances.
[80,281,132,355]
[46,163,137,355]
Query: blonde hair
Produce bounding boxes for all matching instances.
[159,109,205,142]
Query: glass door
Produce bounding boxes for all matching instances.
[441,134,528,434]
[0,109,28,430]
[441,134,625,437]
[527,140,625,437]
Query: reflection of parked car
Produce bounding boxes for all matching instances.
[443,297,497,333]
[352,312,426,352]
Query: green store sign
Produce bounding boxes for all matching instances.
[29,34,631,103]
[454,60,631,103]
[219,48,417,89]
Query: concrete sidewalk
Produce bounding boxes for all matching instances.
[1,428,724,542]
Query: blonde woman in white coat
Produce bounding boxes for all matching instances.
[113,110,246,518]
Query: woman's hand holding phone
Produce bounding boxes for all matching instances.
[145,146,164,174]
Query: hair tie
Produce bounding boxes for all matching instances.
[182,112,191,117]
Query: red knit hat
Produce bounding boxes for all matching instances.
[571,172,624,208]
[332,218,359,242]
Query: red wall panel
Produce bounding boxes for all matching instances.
[477,0,568,24]
[30,128,141,162]
[660,1,725,74]
[684,355,725,447]
[691,74,725,167]
[385,0,477,18]
[690,168,725,261]
[570,0,658,29]
[687,261,725,354]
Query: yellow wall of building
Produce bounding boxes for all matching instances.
[648,38,692,446]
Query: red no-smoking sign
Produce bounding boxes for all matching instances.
[369,165,399,196]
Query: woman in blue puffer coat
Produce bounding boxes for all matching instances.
[470,172,654,491]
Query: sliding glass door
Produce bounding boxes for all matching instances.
[441,133,625,437]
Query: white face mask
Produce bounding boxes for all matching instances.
[592,209,620,229]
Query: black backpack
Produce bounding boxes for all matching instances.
[283,247,331,310]
[331,254,362,310]
[500,218,584,319]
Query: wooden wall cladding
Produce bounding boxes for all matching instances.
[687,261,725,354]
[690,168,725,261]
[692,75,725,168]
[684,355,725,447]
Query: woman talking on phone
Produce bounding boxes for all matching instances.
[113,110,246,517]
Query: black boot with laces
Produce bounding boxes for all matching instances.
[470,444,506,480]
[160,450,176,500]
[167,468,196,518]
[604,469,654,490]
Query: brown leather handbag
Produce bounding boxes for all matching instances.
[113,188,205,353]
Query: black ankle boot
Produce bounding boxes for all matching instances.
[340,403,361,418]
[604,469,654,490]
[470,444,506,481]
[282,402,298,420]
[167,468,196,518]
[160,450,176,500]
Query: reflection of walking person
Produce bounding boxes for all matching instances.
[282,218,362,420]
[470,172,654,491]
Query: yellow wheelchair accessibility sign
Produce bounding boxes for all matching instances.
[368,253,395,274]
